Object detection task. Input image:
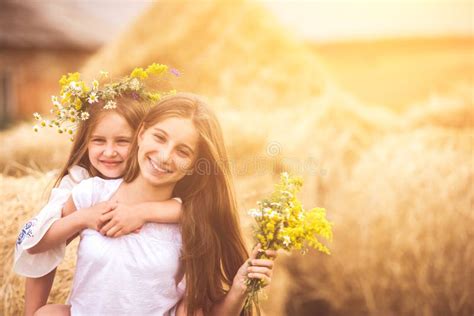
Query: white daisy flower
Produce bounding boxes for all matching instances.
[51,96,61,107]
[247,208,262,218]
[267,211,278,219]
[33,112,41,120]
[129,78,141,91]
[263,207,272,214]
[104,87,117,99]
[103,100,117,110]
[59,109,67,119]
[283,235,291,247]
[81,112,90,120]
[69,81,83,94]
[88,92,99,104]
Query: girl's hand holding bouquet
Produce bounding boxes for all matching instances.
[232,244,277,295]
[244,172,333,313]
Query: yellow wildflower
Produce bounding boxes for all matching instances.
[99,70,109,78]
[59,72,80,86]
[146,63,168,75]
[92,80,99,90]
[74,98,82,110]
[130,67,148,79]
[148,93,161,101]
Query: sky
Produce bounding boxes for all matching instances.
[76,0,473,43]
[261,0,473,42]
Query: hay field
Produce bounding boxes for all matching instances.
[1,1,473,315]
[313,37,474,112]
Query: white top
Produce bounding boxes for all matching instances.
[14,165,90,277]
[68,177,185,316]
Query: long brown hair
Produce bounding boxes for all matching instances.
[54,95,148,187]
[124,93,249,315]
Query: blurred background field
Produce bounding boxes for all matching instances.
[1,0,473,315]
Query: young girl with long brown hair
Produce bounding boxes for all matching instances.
[33,93,276,315]
[15,69,183,315]
[124,93,277,315]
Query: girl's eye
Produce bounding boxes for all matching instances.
[154,134,166,142]
[178,150,190,158]
[117,139,130,144]
[92,138,105,143]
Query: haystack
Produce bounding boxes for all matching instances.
[82,0,328,110]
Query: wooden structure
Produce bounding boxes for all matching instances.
[0,0,108,128]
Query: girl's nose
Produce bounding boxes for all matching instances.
[103,144,117,157]
[159,145,172,164]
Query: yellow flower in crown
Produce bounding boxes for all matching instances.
[32,63,180,139]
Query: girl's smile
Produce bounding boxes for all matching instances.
[147,156,173,174]
[98,158,124,168]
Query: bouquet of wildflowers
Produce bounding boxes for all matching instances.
[244,172,332,313]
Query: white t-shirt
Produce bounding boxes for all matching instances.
[14,165,90,277]
[68,177,184,316]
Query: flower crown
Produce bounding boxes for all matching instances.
[33,63,179,140]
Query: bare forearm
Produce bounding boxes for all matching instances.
[27,212,84,254]
[140,201,182,224]
[24,269,56,316]
[210,286,246,316]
